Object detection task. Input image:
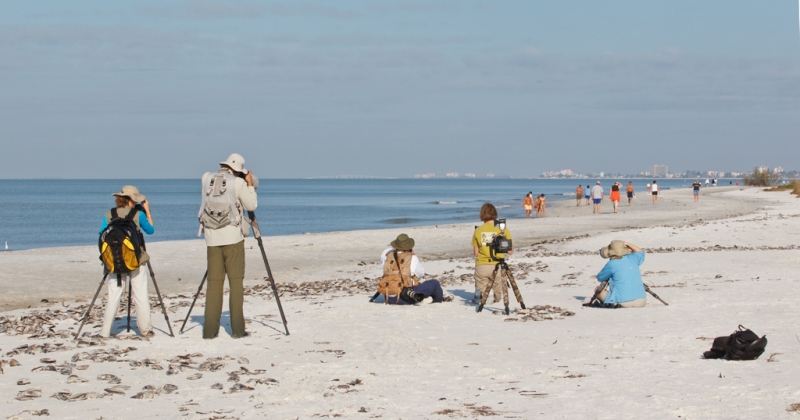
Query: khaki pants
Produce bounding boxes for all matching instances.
[204,241,246,338]
[474,264,507,303]
[101,267,152,337]
[596,284,647,308]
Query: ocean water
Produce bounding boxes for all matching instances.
[0,178,720,250]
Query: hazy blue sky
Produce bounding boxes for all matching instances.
[1,1,798,178]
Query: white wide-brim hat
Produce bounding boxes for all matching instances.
[220,153,248,174]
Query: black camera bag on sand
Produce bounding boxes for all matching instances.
[703,325,767,361]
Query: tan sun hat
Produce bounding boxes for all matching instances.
[391,233,415,250]
[112,185,145,202]
[220,153,248,174]
[599,240,631,259]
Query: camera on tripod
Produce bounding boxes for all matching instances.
[489,219,512,257]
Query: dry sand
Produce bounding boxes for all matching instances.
[1,186,799,419]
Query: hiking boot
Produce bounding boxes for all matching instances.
[233,332,251,339]
[442,293,455,302]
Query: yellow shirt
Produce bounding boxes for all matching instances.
[472,222,512,265]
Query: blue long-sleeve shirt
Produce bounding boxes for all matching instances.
[100,211,154,235]
[596,251,646,304]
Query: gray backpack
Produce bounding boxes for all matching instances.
[198,171,250,237]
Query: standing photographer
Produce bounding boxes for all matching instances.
[471,203,512,304]
[198,153,257,339]
[98,186,155,338]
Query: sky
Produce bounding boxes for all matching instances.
[1,0,798,178]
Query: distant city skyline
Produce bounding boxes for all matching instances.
[1,1,799,179]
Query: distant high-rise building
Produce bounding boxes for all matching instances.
[774,166,784,174]
[652,165,668,177]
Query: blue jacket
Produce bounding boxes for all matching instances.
[596,252,646,304]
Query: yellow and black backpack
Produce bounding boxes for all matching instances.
[99,208,144,286]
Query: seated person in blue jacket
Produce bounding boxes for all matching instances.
[377,234,454,304]
[587,240,647,308]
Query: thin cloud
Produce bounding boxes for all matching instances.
[267,3,360,19]
[141,0,266,20]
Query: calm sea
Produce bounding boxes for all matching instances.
[0,178,723,250]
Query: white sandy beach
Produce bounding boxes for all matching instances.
[1,187,799,419]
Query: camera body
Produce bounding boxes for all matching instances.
[490,219,512,256]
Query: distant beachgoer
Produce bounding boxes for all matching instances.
[539,194,547,217]
[610,182,621,213]
[626,182,634,205]
[591,181,603,214]
[735,180,739,186]
[585,185,591,205]
[533,195,542,217]
[692,180,701,202]
[583,241,647,308]
[646,183,651,194]
[576,185,583,206]
[651,180,659,203]
[523,192,533,218]
[705,179,710,187]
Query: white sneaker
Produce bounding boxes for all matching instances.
[442,293,455,302]
[422,296,434,304]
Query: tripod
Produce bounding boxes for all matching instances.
[476,257,526,315]
[180,211,289,335]
[75,259,174,338]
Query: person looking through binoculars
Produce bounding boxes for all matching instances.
[198,153,257,339]
[471,203,512,304]
[98,185,154,338]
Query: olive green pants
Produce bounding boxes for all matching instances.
[204,241,246,338]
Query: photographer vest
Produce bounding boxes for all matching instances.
[377,250,420,302]
[198,170,250,236]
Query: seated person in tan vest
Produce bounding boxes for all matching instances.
[376,234,453,304]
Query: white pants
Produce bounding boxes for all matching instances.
[100,267,152,337]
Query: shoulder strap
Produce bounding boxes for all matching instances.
[110,208,118,220]
[125,207,139,221]
[393,250,406,286]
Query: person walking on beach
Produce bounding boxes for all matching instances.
[591,181,603,214]
[626,182,634,206]
[576,185,583,206]
[651,180,659,204]
[523,192,533,218]
[692,180,701,202]
[584,240,647,308]
[610,182,621,213]
[472,203,512,305]
[538,194,547,217]
[198,153,258,339]
[705,179,710,187]
[584,185,591,206]
[377,233,452,304]
[98,185,155,338]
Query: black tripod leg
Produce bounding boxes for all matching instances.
[256,236,290,335]
[180,271,207,334]
[75,273,108,338]
[644,285,669,306]
[249,212,289,336]
[369,291,381,302]
[477,265,499,313]
[505,268,526,309]
[126,276,132,333]
[145,262,175,337]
